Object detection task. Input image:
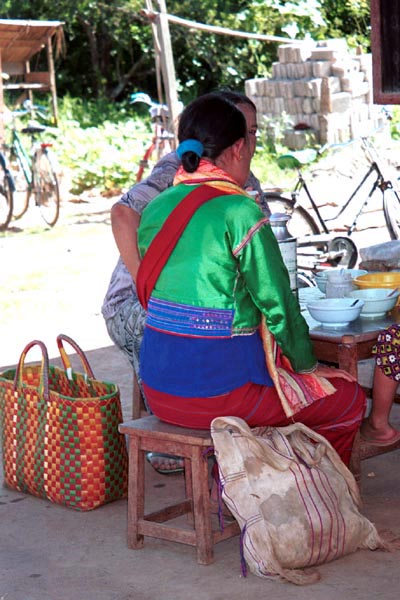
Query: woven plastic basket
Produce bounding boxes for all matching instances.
[0,335,128,511]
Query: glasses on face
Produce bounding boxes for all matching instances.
[247,128,258,138]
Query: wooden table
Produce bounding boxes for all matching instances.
[299,287,400,383]
[299,287,400,483]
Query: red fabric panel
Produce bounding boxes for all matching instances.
[143,378,366,466]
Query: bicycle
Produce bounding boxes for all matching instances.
[264,130,400,272]
[131,92,178,183]
[2,99,61,227]
[0,150,13,230]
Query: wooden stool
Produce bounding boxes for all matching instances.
[132,372,147,419]
[119,415,240,565]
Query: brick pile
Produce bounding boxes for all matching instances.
[245,39,386,149]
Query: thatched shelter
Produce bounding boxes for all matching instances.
[0,18,65,138]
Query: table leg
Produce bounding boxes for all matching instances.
[337,339,358,378]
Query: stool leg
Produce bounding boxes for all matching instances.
[127,436,144,549]
[184,457,194,525]
[349,430,362,488]
[132,373,142,419]
[191,447,214,565]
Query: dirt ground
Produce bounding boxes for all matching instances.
[0,190,121,369]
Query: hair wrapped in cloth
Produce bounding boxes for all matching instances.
[176,139,204,159]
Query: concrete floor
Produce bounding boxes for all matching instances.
[1,181,400,598]
[1,345,400,600]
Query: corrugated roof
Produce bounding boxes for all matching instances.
[0,19,64,65]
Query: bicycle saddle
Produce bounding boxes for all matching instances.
[277,148,318,170]
[21,124,46,135]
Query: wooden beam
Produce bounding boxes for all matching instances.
[154,0,180,145]
[142,9,297,44]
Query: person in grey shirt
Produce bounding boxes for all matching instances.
[101,92,270,473]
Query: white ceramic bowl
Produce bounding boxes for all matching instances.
[314,268,368,294]
[314,274,328,294]
[346,288,399,318]
[306,297,364,328]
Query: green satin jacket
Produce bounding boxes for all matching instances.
[138,183,317,373]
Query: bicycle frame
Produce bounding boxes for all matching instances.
[10,128,33,187]
[4,99,61,227]
[290,139,395,238]
[132,93,177,182]
[290,170,330,234]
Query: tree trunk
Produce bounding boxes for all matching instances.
[78,16,101,98]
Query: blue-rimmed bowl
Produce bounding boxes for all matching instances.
[314,268,368,294]
[306,297,364,328]
[346,288,399,318]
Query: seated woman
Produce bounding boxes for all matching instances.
[136,92,366,467]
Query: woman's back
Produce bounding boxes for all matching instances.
[138,182,273,330]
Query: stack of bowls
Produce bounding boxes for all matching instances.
[314,268,368,294]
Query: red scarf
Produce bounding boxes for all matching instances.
[136,185,229,309]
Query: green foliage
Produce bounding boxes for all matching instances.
[54,96,153,194]
[319,0,370,49]
[5,93,398,198]
[0,0,378,195]
[1,0,372,104]
[15,94,283,195]
[390,107,400,141]
[51,95,305,194]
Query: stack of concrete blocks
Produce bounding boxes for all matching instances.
[245,39,386,149]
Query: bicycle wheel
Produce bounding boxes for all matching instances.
[327,236,358,269]
[264,193,320,238]
[35,149,60,227]
[4,146,30,219]
[0,155,13,230]
[297,270,317,289]
[383,187,400,240]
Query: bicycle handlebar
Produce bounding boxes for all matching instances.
[130,91,183,122]
[11,99,49,120]
[130,92,170,121]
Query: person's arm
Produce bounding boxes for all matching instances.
[110,151,180,283]
[245,170,271,217]
[111,204,141,282]
[231,202,315,372]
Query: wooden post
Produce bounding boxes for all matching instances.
[25,59,33,105]
[155,0,180,145]
[47,36,58,125]
[145,0,164,106]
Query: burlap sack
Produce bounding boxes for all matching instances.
[211,416,393,585]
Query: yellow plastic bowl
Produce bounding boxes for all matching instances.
[353,272,400,305]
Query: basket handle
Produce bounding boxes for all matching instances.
[56,334,95,380]
[14,339,50,401]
